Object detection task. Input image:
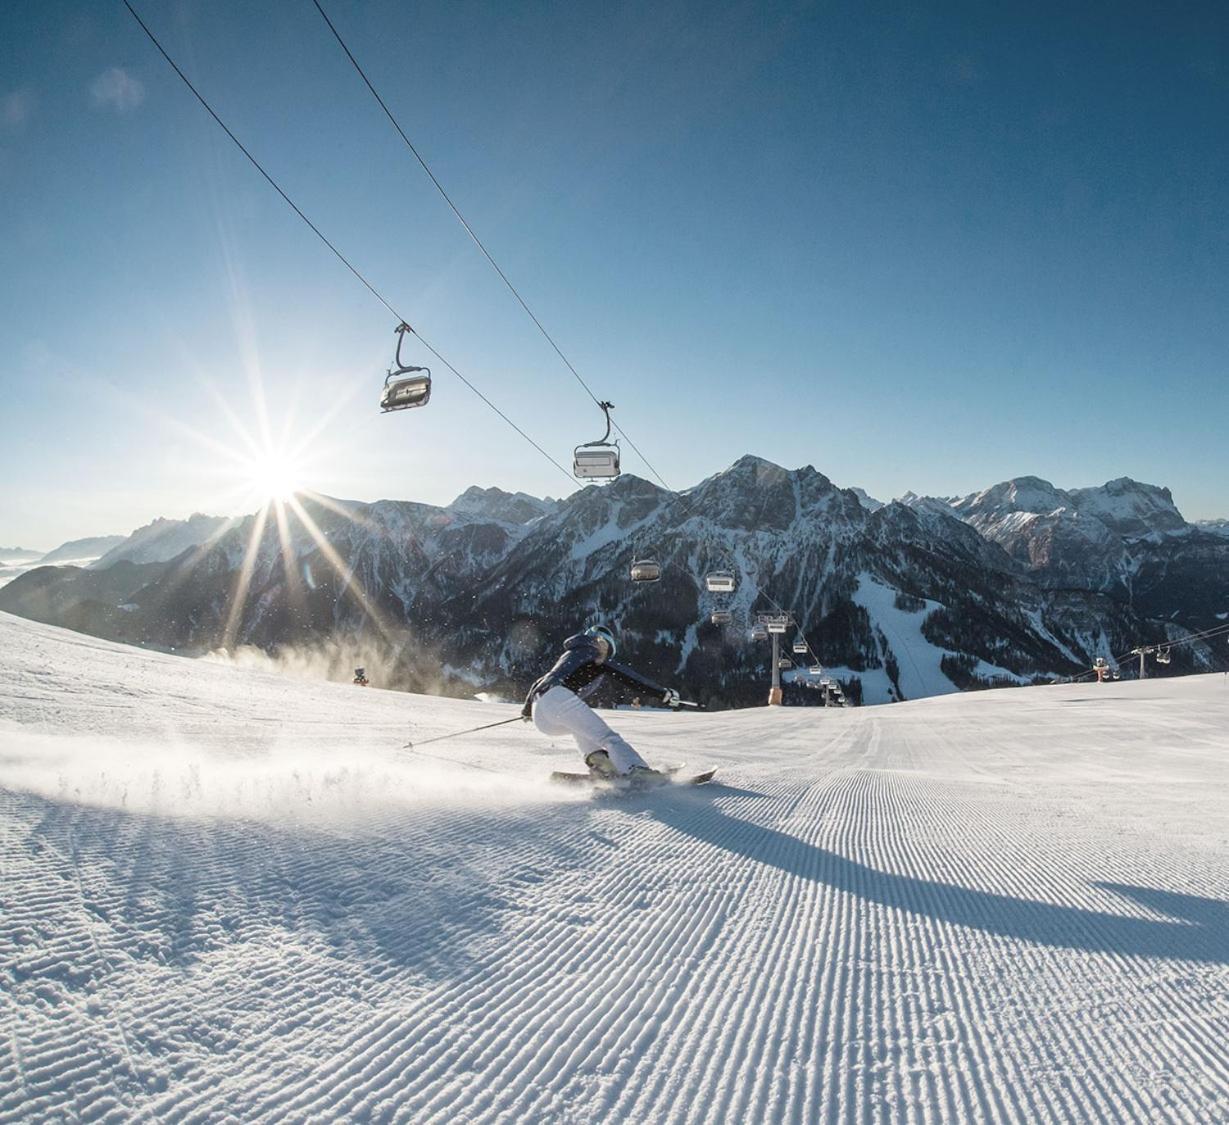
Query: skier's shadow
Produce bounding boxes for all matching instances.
[648,795,1229,966]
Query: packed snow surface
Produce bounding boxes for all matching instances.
[1,613,1226,1123]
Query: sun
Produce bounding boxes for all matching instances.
[246,451,303,504]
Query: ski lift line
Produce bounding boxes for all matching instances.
[311,0,674,493]
[1069,620,1229,683]
[1088,620,1229,676]
[122,0,576,489]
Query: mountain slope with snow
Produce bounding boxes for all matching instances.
[1,611,1226,1122]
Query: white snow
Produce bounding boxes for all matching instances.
[2,611,1227,1122]
[850,575,1026,703]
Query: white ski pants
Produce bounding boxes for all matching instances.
[531,685,648,774]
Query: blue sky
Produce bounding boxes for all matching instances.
[2,0,1227,547]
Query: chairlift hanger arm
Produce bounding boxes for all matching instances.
[579,400,616,448]
[391,321,430,374]
[394,322,414,370]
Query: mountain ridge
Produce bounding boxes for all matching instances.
[2,458,1225,707]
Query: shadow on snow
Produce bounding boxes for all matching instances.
[649,790,1229,966]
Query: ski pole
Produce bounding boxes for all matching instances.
[676,700,704,709]
[404,715,523,749]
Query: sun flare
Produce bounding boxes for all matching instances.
[246,452,303,504]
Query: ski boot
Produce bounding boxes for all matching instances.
[585,750,619,781]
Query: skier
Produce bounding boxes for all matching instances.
[522,624,681,781]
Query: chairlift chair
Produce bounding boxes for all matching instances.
[710,610,733,626]
[792,639,808,655]
[705,571,736,594]
[751,625,768,641]
[767,619,788,635]
[778,657,793,670]
[380,323,432,412]
[1155,646,1171,664]
[630,558,661,583]
[573,400,621,480]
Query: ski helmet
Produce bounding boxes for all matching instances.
[585,623,617,657]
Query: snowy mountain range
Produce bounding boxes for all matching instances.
[2,456,1226,706]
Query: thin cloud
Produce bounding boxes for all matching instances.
[1,89,36,132]
[90,67,145,113]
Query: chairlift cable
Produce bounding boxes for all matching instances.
[310,0,672,491]
[122,0,576,488]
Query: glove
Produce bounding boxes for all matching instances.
[662,688,681,709]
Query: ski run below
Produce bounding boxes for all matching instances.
[1,611,1226,1124]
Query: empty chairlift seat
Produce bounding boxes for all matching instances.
[573,400,621,481]
[705,571,736,594]
[710,610,733,625]
[380,322,432,412]
[381,369,431,411]
[751,625,768,641]
[573,445,621,479]
[792,639,808,655]
[630,558,662,583]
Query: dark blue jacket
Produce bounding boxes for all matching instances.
[523,633,669,716]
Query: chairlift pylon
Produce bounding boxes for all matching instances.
[380,322,432,412]
[573,400,621,480]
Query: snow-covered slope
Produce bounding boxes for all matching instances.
[2,611,1225,1122]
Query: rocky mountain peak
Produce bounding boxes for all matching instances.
[447,485,557,525]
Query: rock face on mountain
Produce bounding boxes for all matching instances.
[903,476,1229,624]
[2,458,1225,707]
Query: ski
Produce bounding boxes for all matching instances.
[549,766,717,790]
